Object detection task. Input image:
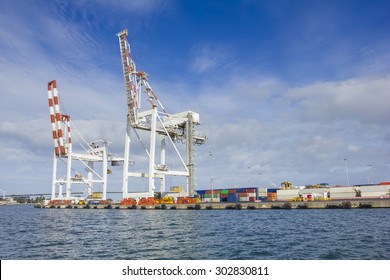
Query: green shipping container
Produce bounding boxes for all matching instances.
[203,194,220,198]
[220,190,229,195]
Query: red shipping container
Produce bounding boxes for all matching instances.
[239,193,249,197]
[245,189,256,193]
[249,197,256,202]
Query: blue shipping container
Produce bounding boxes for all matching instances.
[228,193,238,202]
[267,188,278,193]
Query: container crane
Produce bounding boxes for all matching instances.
[117,29,206,200]
[46,80,123,201]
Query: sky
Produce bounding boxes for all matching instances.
[1,0,390,197]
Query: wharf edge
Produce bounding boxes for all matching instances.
[35,198,390,210]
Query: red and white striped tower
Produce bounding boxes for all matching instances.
[52,85,66,156]
[47,80,61,157]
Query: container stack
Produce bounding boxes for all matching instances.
[359,184,390,198]
[202,190,220,202]
[238,188,257,202]
[329,187,356,199]
[258,188,267,201]
[196,187,260,203]
[300,188,328,200]
[276,189,299,201]
[220,189,229,202]
[228,190,238,202]
[267,188,278,201]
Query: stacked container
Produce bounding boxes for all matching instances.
[329,186,356,199]
[267,188,278,201]
[276,189,299,201]
[220,189,229,202]
[235,188,256,202]
[300,188,328,200]
[359,185,390,198]
[202,190,220,202]
[228,189,238,202]
[258,188,267,201]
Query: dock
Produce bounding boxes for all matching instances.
[35,198,390,210]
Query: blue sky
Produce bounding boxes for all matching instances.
[1,0,390,196]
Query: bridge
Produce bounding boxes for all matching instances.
[3,191,123,198]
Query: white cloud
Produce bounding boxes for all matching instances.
[280,76,390,124]
[189,43,233,73]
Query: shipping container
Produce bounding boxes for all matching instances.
[267,192,277,201]
[258,188,267,197]
[329,187,355,193]
[247,192,256,198]
[267,188,278,193]
[203,193,220,199]
[202,198,220,203]
[196,190,206,196]
[361,191,389,198]
[359,185,390,193]
[277,189,299,196]
[228,193,237,202]
[329,192,356,199]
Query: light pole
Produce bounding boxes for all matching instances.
[344,159,350,186]
[209,151,214,202]
[367,164,372,184]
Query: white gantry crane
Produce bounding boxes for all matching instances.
[46,80,123,201]
[117,29,206,200]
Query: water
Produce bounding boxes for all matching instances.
[1,205,389,259]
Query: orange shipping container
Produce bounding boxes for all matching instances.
[267,193,277,201]
[245,189,256,193]
[239,193,249,197]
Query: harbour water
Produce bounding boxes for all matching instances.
[1,205,389,260]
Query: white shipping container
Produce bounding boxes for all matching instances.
[329,187,355,194]
[361,191,389,198]
[330,192,356,199]
[359,185,390,193]
[239,197,250,202]
[300,188,328,195]
[202,198,220,203]
[277,189,300,196]
[258,188,267,196]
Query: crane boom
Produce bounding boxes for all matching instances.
[117,29,139,125]
[116,29,206,143]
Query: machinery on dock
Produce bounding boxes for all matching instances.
[281,181,292,190]
[117,29,206,201]
[46,80,123,202]
[45,30,206,205]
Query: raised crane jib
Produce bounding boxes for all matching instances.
[117,29,139,125]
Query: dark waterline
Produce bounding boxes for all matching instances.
[1,205,389,260]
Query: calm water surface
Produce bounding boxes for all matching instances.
[1,205,389,259]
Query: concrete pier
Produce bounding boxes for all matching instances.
[36,198,390,210]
